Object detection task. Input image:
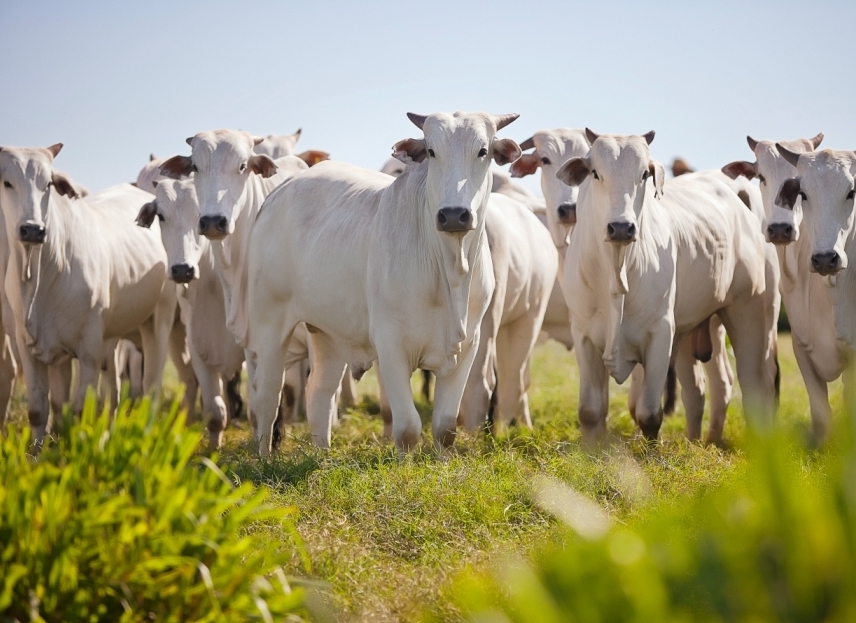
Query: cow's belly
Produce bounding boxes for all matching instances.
[103,263,167,338]
[673,258,728,333]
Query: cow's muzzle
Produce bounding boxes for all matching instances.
[19,223,46,244]
[437,207,473,233]
[767,223,796,245]
[607,221,636,243]
[811,251,841,276]
[557,202,577,225]
[170,263,196,283]
[198,215,229,239]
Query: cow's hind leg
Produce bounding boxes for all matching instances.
[703,316,733,444]
[495,313,542,430]
[719,296,775,432]
[674,336,705,441]
[304,331,346,449]
[48,360,73,420]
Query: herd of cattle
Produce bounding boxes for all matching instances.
[0,111,853,456]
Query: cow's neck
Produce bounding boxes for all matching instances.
[9,197,74,350]
[215,177,273,342]
[392,166,489,353]
[829,228,856,351]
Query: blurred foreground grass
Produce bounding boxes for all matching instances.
[2,335,851,622]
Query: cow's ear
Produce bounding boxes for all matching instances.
[556,157,591,186]
[392,138,427,164]
[159,155,194,179]
[46,143,64,158]
[509,153,541,178]
[722,160,756,180]
[648,160,665,198]
[297,150,329,167]
[492,138,522,166]
[51,171,78,198]
[775,177,802,210]
[136,200,158,228]
[248,154,278,178]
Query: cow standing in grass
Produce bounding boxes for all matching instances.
[245,112,520,455]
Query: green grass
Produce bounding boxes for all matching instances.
[2,335,846,622]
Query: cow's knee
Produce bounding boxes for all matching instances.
[579,407,606,447]
[394,420,421,454]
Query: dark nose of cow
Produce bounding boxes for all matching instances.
[436,207,473,233]
[607,221,637,243]
[767,223,796,245]
[19,224,46,244]
[557,202,577,225]
[170,263,195,283]
[198,215,229,238]
[811,251,841,276]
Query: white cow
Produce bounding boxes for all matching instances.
[136,179,245,446]
[158,129,312,441]
[254,129,330,168]
[245,111,520,455]
[458,193,558,431]
[557,130,776,443]
[772,146,856,416]
[722,134,842,443]
[0,144,177,443]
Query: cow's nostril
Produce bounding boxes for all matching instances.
[438,213,447,225]
[19,226,27,238]
[217,217,228,231]
[627,223,636,237]
[460,211,470,223]
[607,224,615,236]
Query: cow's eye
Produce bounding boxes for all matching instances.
[239,163,247,173]
[2,181,10,189]
[191,164,198,173]
[848,189,855,200]
[157,213,164,222]
[641,170,649,181]
[592,170,600,180]
[478,147,487,158]
[541,157,551,165]
[799,191,807,201]
[757,174,766,184]
[428,149,436,158]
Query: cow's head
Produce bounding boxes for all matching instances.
[253,128,302,159]
[722,133,823,245]
[380,157,407,178]
[393,111,521,236]
[556,129,663,245]
[510,128,590,247]
[774,148,856,277]
[136,154,168,191]
[160,129,277,240]
[136,178,204,283]
[0,143,79,247]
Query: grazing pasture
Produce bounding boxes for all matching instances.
[4,333,840,622]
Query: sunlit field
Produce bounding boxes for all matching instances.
[3,333,846,621]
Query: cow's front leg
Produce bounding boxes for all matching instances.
[636,324,674,440]
[187,341,228,449]
[17,330,50,445]
[434,333,481,451]
[575,331,610,447]
[48,359,72,420]
[375,345,420,454]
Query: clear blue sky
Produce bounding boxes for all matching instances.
[2,1,853,195]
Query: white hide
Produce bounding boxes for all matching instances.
[245,111,520,456]
[559,132,776,444]
[459,193,558,430]
[0,145,176,443]
[723,134,843,443]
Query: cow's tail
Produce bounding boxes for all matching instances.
[663,364,677,415]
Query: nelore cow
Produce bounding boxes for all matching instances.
[773,146,856,406]
[0,144,177,444]
[157,130,331,440]
[722,134,842,444]
[557,130,776,444]
[244,111,521,455]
